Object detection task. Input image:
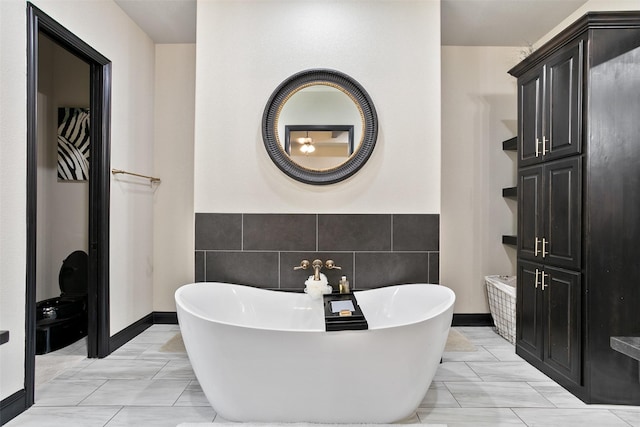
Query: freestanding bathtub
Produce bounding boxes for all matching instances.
[175,282,455,423]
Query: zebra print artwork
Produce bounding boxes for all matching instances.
[57,107,90,181]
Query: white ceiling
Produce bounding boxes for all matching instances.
[442,0,588,46]
[114,0,197,44]
[114,0,588,46]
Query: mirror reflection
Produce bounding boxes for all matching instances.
[285,125,354,170]
[262,69,378,185]
[276,84,363,171]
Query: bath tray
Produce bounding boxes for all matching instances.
[323,294,368,331]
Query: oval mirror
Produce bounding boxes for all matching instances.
[262,69,378,185]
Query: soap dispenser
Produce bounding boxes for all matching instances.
[339,276,350,294]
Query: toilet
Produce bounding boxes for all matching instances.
[36,250,88,355]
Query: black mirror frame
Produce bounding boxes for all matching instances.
[262,69,378,185]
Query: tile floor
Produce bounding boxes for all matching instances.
[5,325,640,426]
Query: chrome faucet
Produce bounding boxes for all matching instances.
[293,259,341,281]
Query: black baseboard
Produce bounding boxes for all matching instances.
[109,313,153,353]
[0,389,26,426]
[108,311,179,353]
[148,311,492,327]
[153,311,178,324]
[107,311,180,353]
[452,313,494,326]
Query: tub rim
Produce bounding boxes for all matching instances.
[175,282,455,333]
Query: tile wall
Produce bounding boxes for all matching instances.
[194,213,439,291]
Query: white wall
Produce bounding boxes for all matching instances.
[0,0,155,400]
[193,0,441,214]
[37,35,90,301]
[153,44,196,311]
[441,46,521,313]
[0,0,28,402]
[535,0,640,47]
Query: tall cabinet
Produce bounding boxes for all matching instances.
[509,12,640,404]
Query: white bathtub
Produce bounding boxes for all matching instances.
[175,282,455,423]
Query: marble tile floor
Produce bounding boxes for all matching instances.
[6,325,640,427]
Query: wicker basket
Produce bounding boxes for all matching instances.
[485,275,516,344]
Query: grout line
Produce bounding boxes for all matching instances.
[607,409,635,426]
[172,387,188,407]
[390,214,394,251]
[101,405,125,427]
[352,251,356,289]
[240,213,244,251]
[510,408,528,426]
[315,214,319,252]
[76,378,109,407]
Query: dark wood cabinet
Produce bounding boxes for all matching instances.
[517,261,581,384]
[510,12,640,405]
[516,261,543,359]
[518,157,581,270]
[518,39,582,166]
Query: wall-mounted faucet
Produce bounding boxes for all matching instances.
[294,259,342,281]
[311,259,323,281]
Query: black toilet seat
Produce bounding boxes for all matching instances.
[58,250,88,297]
[35,250,89,354]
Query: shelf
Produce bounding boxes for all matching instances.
[611,336,640,362]
[503,137,517,151]
[502,186,517,198]
[502,235,517,246]
[611,336,640,382]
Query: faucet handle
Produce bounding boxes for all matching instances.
[325,259,342,270]
[294,259,310,270]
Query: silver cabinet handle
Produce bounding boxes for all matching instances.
[535,237,549,258]
[542,135,548,155]
[535,138,540,157]
[535,269,549,290]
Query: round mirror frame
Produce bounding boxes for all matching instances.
[262,69,378,185]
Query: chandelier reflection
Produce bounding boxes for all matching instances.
[298,132,315,154]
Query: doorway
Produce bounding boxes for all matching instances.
[26,2,111,407]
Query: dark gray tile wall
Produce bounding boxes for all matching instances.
[194,213,439,291]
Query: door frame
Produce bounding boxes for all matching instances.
[25,2,111,406]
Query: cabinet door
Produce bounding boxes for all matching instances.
[543,266,582,384]
[517,260,544,360]
[518,166,543,262]
[545,157,582,269]
[544,40,583,161]
[518,66,544,166]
